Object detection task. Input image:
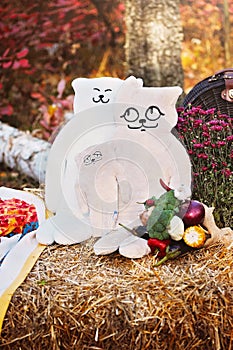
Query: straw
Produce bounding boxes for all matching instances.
[1,237,232,349]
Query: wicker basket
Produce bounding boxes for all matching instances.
[183,68,233,117]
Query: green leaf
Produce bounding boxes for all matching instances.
[147,206,163,231]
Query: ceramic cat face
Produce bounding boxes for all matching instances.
[112,79,191,194]
[72,77,143,114]
[120,105,165,132]
[114,79,182,130]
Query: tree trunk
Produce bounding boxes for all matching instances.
[124,0,184,88]
[223,0,231,66]
[0,122,50,183]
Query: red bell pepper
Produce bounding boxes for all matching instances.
[147,238,171,258]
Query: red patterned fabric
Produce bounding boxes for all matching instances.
[0,199,38,236]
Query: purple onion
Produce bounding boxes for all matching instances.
[182,200,205,226]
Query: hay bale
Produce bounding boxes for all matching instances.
[1,239,233,350]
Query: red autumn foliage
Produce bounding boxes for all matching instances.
[0,0,125,137]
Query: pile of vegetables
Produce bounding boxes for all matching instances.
[120,179,207,266]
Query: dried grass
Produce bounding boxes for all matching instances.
[1,239,233,350]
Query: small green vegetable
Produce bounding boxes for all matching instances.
[146,190,180,240]
[154,248,181,266]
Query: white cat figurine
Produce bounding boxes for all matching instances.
[36,76,143,245]
[93,79,192,257]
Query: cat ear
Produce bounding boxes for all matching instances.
[71,78,90,114]
[71,77,88,92]
[125,75,144,88]
[160,86,182,128]
[168,86,183,105]
[116,76,143,104]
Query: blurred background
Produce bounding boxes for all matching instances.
[0,0,232,137]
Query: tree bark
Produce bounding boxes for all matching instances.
[0,122,50,183]
[223,0,231,66]
[124,0,184,88]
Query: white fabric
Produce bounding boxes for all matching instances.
[0,231,38,297]
[0,187,46,297]
[0,235,21,261]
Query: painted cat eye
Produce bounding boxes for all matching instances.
[145,105,165,121]
[120,107,139,122]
